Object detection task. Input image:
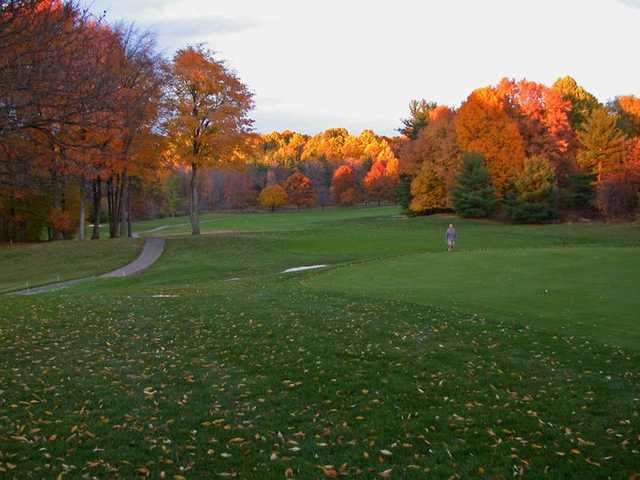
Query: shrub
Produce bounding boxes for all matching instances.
[562,173,596,209]
[596,177,638,219]
[451,153,497,218]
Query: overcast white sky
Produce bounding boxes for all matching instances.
[90,0,640,136]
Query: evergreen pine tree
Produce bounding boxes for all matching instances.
[577,108,627,183]
[451,153,497,218]
[395,174,413,210]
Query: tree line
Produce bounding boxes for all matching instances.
[398,77,640,222]
[0,1,402,241]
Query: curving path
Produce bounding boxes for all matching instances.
[101,238,165,278]
[10,238,166,296]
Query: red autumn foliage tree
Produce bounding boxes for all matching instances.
[0,1,165,242]
[399,107,460,185]
[623,138,640,183]
[283,172,315,209]
[364,159,399,205]
[495,79,575,176]
[331,165,360,205]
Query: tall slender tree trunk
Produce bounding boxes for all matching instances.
[91,176,102,240]
[51,169,63,241]
[190,162,200,235]
[8,204,16,243]
[127,176,133,238]
[107,177,115,238]
[119,170,128,238]
[79,177,85,240]
[78,185,85,240]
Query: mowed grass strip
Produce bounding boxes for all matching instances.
[0,238,142,293]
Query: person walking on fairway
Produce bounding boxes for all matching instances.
[445,224,457,251]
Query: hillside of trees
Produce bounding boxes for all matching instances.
[398,79,640,223]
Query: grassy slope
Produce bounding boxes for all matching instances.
[0,238,143,293]
[1,208,639,478]
[304,246,640,348]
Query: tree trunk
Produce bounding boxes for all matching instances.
[51,169,64,241]
[114,174,123,238]
[127,176,133,238]
[91,177,102,240]
[108,175,124,239]
[79,178,85,240]
[190,162,200,235]
[107,177,115,238]
[597,162,602,184]
[119,170,128,238]
[8,204,16,243]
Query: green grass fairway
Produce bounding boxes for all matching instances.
[1,208,639,478]
[133,206,402,236]
[305,246,640,348]
[0,238,142,293]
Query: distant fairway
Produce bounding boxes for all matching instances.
[305,245,640,347]
[1,207,639,478]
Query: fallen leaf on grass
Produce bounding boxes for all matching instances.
[136,467,150,477]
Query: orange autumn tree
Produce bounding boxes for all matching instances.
[164,45,253,235]
[455,87,525,194]
[283,172,315,210]
[331,165,359,205]
[364,157,399,206]
[399,106,460,191]
[612,95,640,137]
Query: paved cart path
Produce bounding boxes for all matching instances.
[101,238,165,278]
[10,238,165,296]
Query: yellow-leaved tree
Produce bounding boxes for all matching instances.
[164,46,253,235]
[258,185,288,212]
